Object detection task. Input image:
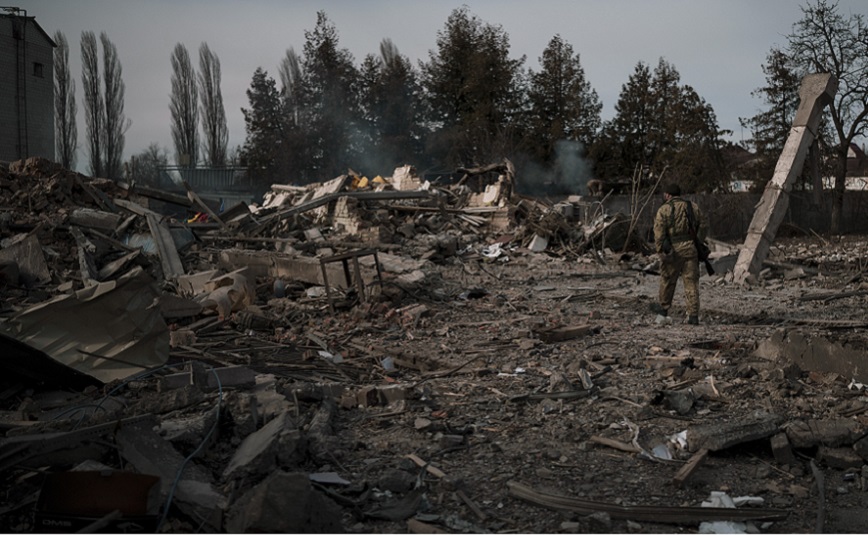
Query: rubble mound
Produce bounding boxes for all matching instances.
[0,158,866,534]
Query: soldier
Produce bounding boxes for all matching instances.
[651,183,708,325]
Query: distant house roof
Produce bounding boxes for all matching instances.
[0,14,57,48]
[847,143,867,175]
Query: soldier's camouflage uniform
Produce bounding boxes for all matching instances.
[653,196,707,317]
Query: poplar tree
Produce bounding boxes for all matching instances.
[101,32,128,179]
[198,42,228,167]
[53,30,77,170]
[81,31,103,177]
[170,43,198,167]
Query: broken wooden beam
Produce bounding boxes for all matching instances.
[671,448,709,488]
[146,213,185,280]
[534,324,595,343]
[506,480,788,524]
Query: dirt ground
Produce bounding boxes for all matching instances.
[291,234,868,534]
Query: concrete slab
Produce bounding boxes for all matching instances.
[226,471,343,533]
[223,411,303,480]
[754,330,868,382]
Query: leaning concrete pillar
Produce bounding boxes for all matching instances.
[733,73,837,285]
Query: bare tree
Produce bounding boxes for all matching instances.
[126,143,169,187]
[278,47,303,126]
[198,42,228,167]
[787,0,868,234]
[53,31,77,170]
[101,32,129,179]
[81,31,103,177]
[170,43,198,167]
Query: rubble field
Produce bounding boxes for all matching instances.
[0,157,867,534]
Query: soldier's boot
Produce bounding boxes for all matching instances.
[650,303,667,316]
[688,315,699,325]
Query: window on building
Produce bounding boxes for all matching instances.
[33,62,44,78]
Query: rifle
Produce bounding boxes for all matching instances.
[685,201,714,276]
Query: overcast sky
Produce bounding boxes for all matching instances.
[13,0,868,173]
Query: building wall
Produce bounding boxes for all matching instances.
[0,16,55,162]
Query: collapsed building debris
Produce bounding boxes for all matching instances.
[0,155,867,533]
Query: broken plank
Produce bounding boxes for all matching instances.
[535,324,595,343]
[146,213,185,279]
[672,448,708,488]
[405,453,446,479]
[589,435,641,454]
[457,489,488,521]
[184,180,227,229]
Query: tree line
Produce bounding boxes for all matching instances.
[53,1,868,232]
[53,34,230,184]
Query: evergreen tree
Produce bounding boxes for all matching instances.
[739,48,802,188]
[358,39,425,174]
[278,47,313,181]
[240,68,285,190]
[300,11,360,179]
[421,6,525,166]
[526,35,601,165]
[590,61,653,181]
[590,59,726,192]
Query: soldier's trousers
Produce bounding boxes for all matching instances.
[658,240,700,316]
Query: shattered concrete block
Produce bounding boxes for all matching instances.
[854,435,868,462]
[377,468,416,493]
[0,232,51,287]
[817,446,865,469]
[687,413,783,452]
[528,234,549,253]
[169,329,196,348]
[115,419,223,531]
[397,304,429,326]
[380,384,411,404]
[359,226,392,244]
[785,419,863,449]
[754,330,868,382]
[223,411,303,480]
[159,410,219,451]
[162,365,258,391]
[357,386,380,408]
[304,228,325,242]
[226,471,343,533]
[770,433,797,466]
[0,260,20,287]
[397,269,426,286]
[69,207,121,231]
